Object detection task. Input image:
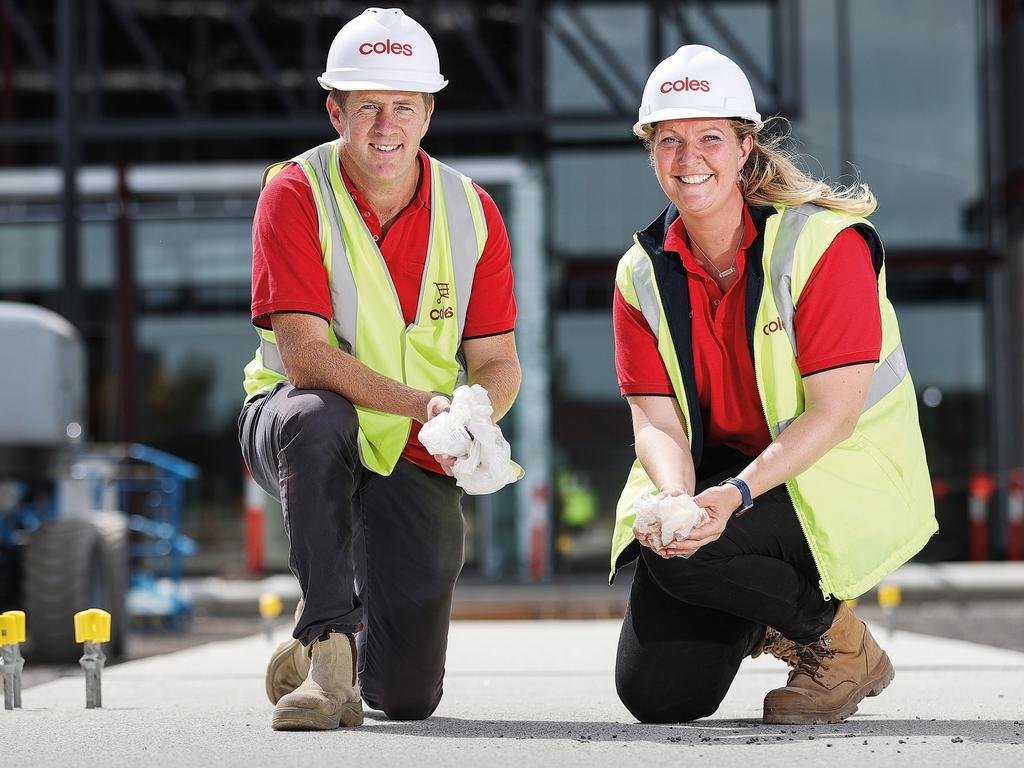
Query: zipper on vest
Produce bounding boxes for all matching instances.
[751,354,833,600]
[398,325,413,446]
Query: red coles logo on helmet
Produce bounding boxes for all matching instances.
[659,78,711,94]
[358,39,414,56]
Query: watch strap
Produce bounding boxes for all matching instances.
[719,477,753,515]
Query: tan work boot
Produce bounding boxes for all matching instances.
[271,632,364,731]
[762,601,894,724]
[265,599,310,704]
[750,626,801,667]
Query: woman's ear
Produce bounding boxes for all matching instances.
[738,133,754,169]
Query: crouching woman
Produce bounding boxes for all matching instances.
[609,44,936,724]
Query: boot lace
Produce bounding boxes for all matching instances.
[791,636,837,682]
[763,628,802,668]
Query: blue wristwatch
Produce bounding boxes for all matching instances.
[719,477,753,515]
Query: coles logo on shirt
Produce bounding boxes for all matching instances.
[358,39,413,56]
[660,77,711,93]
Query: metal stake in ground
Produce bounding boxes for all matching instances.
[74,609,111,709]
[0,611,26,708]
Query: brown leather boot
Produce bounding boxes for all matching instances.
[271,632,364,731]
[265,599,310,705]
[762,601,894,724]
[750,626,801,667]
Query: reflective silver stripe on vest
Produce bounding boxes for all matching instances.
[436,161,482,336]
[863,343,908,411]
[631,255,661,341]
[769,203,821,356]
[773,343,909,435]
[300,142,359,354]
[261,337,286,374]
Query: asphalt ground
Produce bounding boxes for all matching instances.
[5,619,1023,767]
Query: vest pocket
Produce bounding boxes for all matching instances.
[855,433,911,504]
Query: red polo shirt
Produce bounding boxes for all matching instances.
[251,148,517,474]
[613,206,882,457]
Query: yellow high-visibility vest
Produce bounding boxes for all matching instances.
[611,203,937,599]
[243,141,488,476]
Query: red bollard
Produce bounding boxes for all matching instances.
[968,473,996,562]
[1008,470,1023,562]
[244,464,265,575]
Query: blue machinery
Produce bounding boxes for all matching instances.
[79,444,199,626]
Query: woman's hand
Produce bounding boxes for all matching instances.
[659,483,742,557]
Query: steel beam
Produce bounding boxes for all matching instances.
[563,1,642,97]
[0,0,50,71]
[106,0,190,115]
[546,9,631,115]
[452,3,516,111]
[225,0,300,114]
[57,0,81,328]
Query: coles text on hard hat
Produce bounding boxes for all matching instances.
[358,40,413,56]
[660,78,711,94]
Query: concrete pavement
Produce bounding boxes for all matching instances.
[3,619,1023,767]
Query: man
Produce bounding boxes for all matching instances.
[238,8,520,731]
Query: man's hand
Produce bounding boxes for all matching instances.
[425,393,451,422]
[424,394,457,476]
[658,483,742,558]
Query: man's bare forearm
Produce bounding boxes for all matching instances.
[468,357,521,421]
[283,336,432,422]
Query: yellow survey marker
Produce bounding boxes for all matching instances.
[74,609,112,644]
[0,614,14,646]
[877,584,902,608]
[1,611,25,643]
[259,593,283,619]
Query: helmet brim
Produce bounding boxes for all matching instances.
[633,106,761,135]
[318,75,448,94]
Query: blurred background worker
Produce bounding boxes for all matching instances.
[610,45,936,724]
[237,8,520,731]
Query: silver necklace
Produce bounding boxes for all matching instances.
[689,235,737,279]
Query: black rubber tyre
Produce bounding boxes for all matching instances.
[22,516,124,663]
[91,511,130,659]
[0,545,21,612]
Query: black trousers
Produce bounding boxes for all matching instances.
[239,383,465,720]
[615,447,838,724]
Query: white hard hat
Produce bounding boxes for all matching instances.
[634,44,760,135]
[318,8,447,93]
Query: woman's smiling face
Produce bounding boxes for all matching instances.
[651,118,752,217]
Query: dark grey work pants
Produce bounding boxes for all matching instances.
[615,447,838,724]
[238,383,465,720]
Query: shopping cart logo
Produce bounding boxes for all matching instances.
[431,282,454,321]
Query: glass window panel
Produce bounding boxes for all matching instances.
[82,221,115,288]
[137,314,258,423]
[545,3,649,113]
[847,0,981,247]
[550,150,666,257]
[553,312,619,401]
[0,223,60,288]
[136,219,252,287]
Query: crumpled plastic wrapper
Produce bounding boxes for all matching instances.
[634,493,708,546]
[419,384,524,495]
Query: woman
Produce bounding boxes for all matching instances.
[610,44,936,725]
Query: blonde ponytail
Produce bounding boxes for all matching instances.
[735,119,876,216]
